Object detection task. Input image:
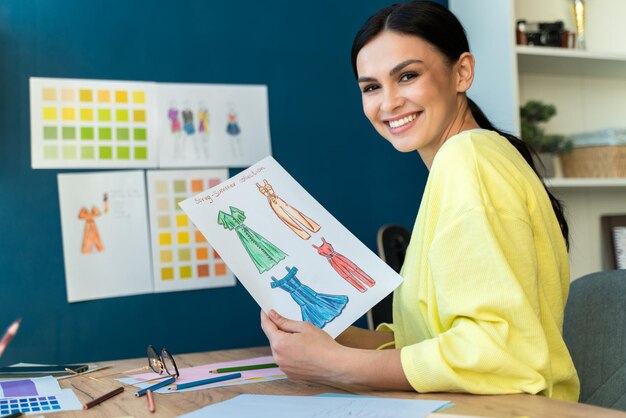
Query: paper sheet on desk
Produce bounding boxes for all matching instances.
[178,394,451,418]
[118,355,286,393]
[0,376,82,415]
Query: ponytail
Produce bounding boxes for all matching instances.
[467,98,570,250]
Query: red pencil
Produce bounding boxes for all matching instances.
[0,319,21,358]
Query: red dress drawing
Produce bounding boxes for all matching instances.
[79,206,104,254]
[312,238,376,292]
[256,179,320,240]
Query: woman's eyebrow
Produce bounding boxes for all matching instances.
[389,59,423,77]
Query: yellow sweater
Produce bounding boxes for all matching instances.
[391,129,579,400]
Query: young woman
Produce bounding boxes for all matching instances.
[261,1,579,400]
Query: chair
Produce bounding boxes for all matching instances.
[366,224,411,330]
[563,270,626,411]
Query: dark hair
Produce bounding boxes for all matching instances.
[350,1,569,249]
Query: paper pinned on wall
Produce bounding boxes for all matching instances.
[58,170,153,302]
[156,83,272,168]
[146,169,236,292]
[180,156,403,338]
[30,77,158,169]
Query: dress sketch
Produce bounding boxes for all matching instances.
[198,108,209,134]
[312,238,376,292]
[226,111,241,136]
[256,179,321,240]
[217,206,286,273]
[182,109,195,135]
[167,108,181,134]
[271,266,348,329]
[78,193,108,254]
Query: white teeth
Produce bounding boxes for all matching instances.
[388,114,417,128]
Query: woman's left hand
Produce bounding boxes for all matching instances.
[260,309,349,382]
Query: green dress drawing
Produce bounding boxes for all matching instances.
[217,206,287,274]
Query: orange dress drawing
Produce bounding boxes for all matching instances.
[313,237,376,292]
[79,206,104,254]
[256,179,321,240]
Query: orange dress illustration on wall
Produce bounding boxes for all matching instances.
[312,237,376,292]
[79,193,108,254]
[256,179,320,240]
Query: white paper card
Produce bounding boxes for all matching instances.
[146,169,236,292]
[156,83,272,168]
[58,171,153,302]
[180,157,403,338]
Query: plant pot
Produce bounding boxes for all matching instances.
[533,152,556,178]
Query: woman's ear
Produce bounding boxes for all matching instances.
[455,52,475,93]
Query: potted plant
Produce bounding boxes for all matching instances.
[520,100,573,178]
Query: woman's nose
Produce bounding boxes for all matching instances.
[380,86,404,113]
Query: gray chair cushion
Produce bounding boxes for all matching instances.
[563,270,626,411]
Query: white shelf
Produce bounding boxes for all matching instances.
[517,46,626,77]
[546,177,626,189]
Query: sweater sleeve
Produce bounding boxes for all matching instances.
[400,206,554,395]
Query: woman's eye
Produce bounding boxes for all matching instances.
[400,72,419,82]
[361,84,380,93]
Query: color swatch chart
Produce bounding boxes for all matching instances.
[0,377,82,414]
[147,169,235,293]
[30,77,157,168]
[0,395,62,414]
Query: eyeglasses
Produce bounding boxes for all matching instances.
[146,345,179,379]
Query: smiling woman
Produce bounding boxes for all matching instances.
[260,0,580,401]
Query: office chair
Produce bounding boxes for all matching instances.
[563,270,626,411]
[366,224,411,330]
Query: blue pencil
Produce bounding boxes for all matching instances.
[170,372,241,391]
[135,376,176,397]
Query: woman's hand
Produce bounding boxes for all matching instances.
[260,309,349,382]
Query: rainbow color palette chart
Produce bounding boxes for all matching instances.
[30,77,157,168]
[147,169,235,293]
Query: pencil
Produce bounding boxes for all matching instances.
[146,389,155,413]
[83,386,124,410]
[170,372,241,391]
[0,318,21,358]
[209,362,278,373]
[135,376,176,397]
[1,412,24,418]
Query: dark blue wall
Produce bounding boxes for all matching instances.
[0,0,443,365]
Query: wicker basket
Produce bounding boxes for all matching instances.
[561,145,626,177]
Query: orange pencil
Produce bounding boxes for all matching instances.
[0,319,21,358]
[146,389,155,413]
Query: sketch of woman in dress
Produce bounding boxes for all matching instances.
[270,266,348,329]
[256,179,320,240]
[197,102,210,159]
[312,238,376,292]
[217,206,286,273]
[79,193,108,254]
[226,106,243,158]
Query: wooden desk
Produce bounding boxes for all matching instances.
[57,346,626,418]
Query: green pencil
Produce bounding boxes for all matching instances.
[210,362,279,373]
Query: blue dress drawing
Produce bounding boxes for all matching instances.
[217,206,286,274]
[271,266,348,329]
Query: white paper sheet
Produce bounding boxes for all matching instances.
[180,157,403,338]
[30,77,158,169]
[0,377,82,415]
[147,169,236,292]
[179,394,450,418]
[58,171,153,302]
[156,83,272,168]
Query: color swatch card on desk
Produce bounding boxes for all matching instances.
[30,77,158,168]
[180,156,404,338]
[58,170,153,302]
[147,169,235,292]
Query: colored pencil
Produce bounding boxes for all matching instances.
[1,412,24,418]
[0,319,21,358]
[146,389,155,413]
[135,376,176,397]
[170,372,241,391]
[83,386,124,410]
[209,362,278,373]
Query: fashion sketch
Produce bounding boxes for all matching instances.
[312,238,376,292]
[79,193,108,254]
[256,179,321,240]
[217,205,286,273]
[226,107,243,158]
[271,266,348,328]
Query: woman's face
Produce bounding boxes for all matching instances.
[356,31,461,160]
